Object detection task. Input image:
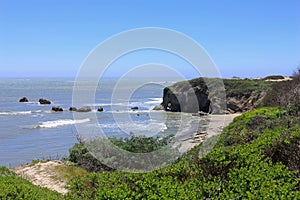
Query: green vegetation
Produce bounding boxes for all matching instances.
[68,134,175,172]
[53,164,88,183]
[1,71,299,199]
[263,75,285,80]
[65,107,300,199]
[0,167,62,199]
[223,78,271,98]
[1,107,299,199]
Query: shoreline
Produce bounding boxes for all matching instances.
[10,113,241,194]
[173,113,241,153]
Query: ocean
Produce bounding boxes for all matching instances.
[0,78,202,167]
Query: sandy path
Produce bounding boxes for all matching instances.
[12,160,68,194]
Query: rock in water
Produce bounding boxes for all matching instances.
[131,106,139,110]
[19,97,29,102]
[77,106,92,112]
[153,104,164,110]
[52,106,63,112]
[39,98,51,105]
[69,107,77,111]
[97,107,104,112]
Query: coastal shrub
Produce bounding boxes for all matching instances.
[263,68,300,107]
[68,134,174,172]
[66,107,300,199]
[263,75,285,80]
[0,167,63,199]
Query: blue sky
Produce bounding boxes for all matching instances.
[0,0,299,78]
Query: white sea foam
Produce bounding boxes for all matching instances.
[24,101,39,104]
[0,111,32,115]
[34,118,91,128]
[99,120,167,135]
[143,98,162,105]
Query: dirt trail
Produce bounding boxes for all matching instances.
[13,160,68,194]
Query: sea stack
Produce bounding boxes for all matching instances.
[19,97,29,102]
[52,106,63,112]
[76,106,92,112]
[39,98,51,105]
[69,107,77,111]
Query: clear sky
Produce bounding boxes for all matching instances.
[0,0,299,78]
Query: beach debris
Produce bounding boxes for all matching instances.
[39,98,51,105]
[19,97,29,102]
[76,106,92,112]
[51,106,63,112]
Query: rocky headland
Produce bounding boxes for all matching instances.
[158,77,290,114]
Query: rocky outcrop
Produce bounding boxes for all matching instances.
[153,104,164,110]
[52,106,63,112]
[19,97,29,102]
[69,107,77,111]
[160,78,270,114]
[76,106,92,112]
[161,78,210,113]
[39,98,51,105]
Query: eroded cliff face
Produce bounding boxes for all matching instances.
[161,78,211,113]
[160,78,270,114]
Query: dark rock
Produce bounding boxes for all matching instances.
[52,106,63,112]
[39,98,51,105]
[97,107,104,112]
[162,78,210,113]
[153,104,164,110]
[69,107,77,111]
[19,97,29,102]
[131,106,139,110]
[162,77,268,114]
[77,106,92,112]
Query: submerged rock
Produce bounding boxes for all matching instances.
[52,106,63,112]
[76,106,92,112]
[39,98,51,105]
[19,97,29,102]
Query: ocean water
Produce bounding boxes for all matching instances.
[0,78,203,167]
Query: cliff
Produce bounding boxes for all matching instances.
[159,77,273,114]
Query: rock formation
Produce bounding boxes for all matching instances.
[69,107,77,111]
[39,98,51,105]
[19,97,29,102]
[161,78,210,113]
[159,78,269,114]
[52,106,63,112]
[76,106,92,112]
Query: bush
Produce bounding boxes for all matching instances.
[68,134,174,172]
[0,167,63,199]
[66,107,300,199]
[263,75,285,80]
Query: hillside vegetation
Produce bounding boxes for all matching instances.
[64,107,300,199]
[1,72,299,199]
